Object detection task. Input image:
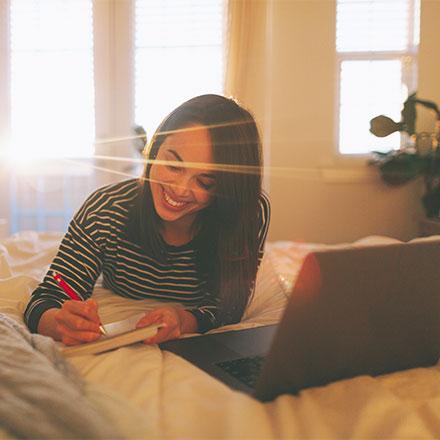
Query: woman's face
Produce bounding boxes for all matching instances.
[149,123,217,229]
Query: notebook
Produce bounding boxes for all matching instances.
[159,238,440,401]
[62,313,163,357]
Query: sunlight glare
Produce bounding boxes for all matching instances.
[10,0,95,159]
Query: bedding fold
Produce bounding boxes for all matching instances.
[0,313,122,439]
[1,231,440,439]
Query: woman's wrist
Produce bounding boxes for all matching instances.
[178,309,198,334]
[37,308,62,340]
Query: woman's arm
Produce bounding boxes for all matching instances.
[257,192,271,263]
[24,216,104,334]
[24,183,112,336]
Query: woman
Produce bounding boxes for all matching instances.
[24,94,270,345]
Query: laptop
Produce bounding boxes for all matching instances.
[159,238,440,402]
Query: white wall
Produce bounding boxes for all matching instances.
[237,0,435,244]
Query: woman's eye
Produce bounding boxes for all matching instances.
[167,165,181,172]
[198,179,215,190]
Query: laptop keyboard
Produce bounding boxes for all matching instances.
[216,355,266,388]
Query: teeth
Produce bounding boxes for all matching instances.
[163,188,187,207]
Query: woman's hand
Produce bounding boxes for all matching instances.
[135,306,198,344]
[39,299,103,345]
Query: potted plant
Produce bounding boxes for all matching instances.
[369,93,440,218]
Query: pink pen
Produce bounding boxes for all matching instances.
[52,271,107,336]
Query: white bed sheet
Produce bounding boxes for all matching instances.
[1,231,439,439]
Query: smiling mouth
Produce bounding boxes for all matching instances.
[162,187,189,209]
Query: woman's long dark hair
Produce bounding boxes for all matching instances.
[126,94,262,325]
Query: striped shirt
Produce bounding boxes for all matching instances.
[24,179,271,333]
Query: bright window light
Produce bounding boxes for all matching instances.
[337,0,411,52]
[10,0,95,159]
[336,0,420,155]
[339,60,404,154]
[135,0,225,139]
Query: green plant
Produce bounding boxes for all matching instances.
[369,93,440,218]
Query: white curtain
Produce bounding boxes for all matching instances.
[224,0,261,100]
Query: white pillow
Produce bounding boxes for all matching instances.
[242,241,315,323]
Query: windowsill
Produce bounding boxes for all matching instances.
[319,165,380,183]
[419,217,440,237]
[318,152,380,183]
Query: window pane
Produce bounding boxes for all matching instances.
[135,0,224,139]
[10,0,94,158]
[336,0,420,155]
[339,60,403,154]
[337,0,411,52]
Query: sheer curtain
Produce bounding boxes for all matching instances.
[224,0,272,191]
[224,0,271,102]
[224,0,252,98]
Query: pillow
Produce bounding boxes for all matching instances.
[242,241,315,323]
[242,251,288,323]
[257,235,405,306]
[0,231,63,326]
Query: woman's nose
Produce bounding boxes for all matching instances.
[171,176,192,198]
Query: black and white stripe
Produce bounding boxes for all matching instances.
[24,179,271,333]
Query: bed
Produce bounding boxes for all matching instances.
[1,230,439,439]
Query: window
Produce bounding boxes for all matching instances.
[0,0,226,234]
[0,0,225,159]
[336,0,420,155]
[135,0,225,139]
[9,0,95,159]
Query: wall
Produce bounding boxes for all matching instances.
[2,1,437,243]
[237,0,435,244]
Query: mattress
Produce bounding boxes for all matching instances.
[1,231,439,439]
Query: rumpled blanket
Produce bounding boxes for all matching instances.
[0,313,121,439]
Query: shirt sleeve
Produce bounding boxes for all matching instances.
[187,192,271,333]
[24,202,105,333]
[257,192,271,266]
